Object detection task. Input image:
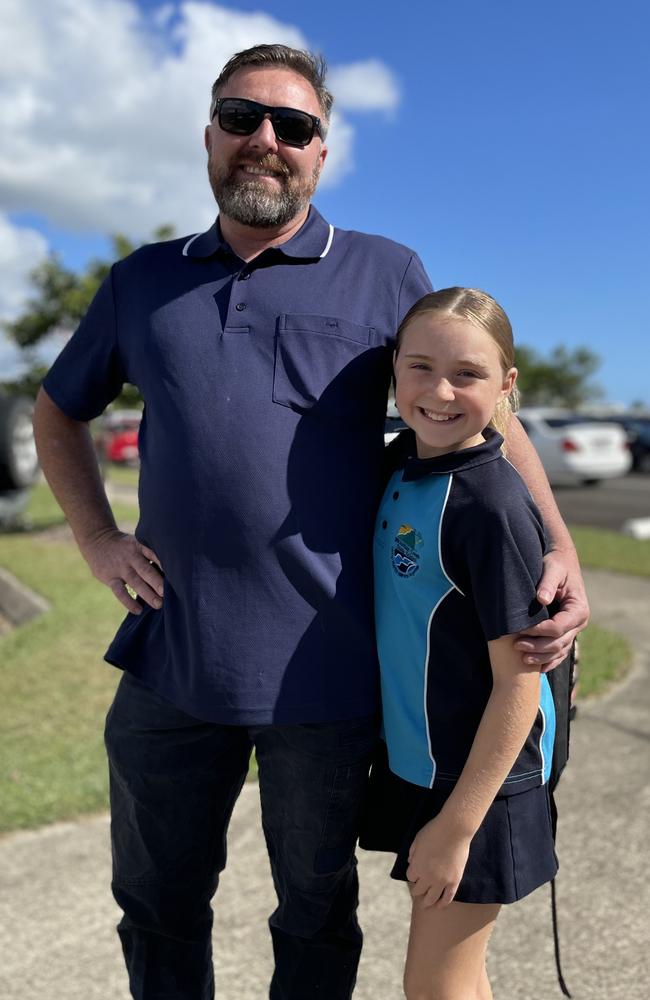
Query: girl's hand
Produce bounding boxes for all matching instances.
[406,816,471,908]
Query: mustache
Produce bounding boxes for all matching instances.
[235,153,291,177]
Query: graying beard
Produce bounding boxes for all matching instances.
[217,181,306,229]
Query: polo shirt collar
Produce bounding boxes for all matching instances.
[181,206,333,261]
[400,426,505,481]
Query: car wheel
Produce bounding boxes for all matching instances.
[581,478,602,486]
[637,453,650,474]
[0,396,40,490]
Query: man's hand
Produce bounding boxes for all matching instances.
[515,549,590,671]
[81,528,164,614]
[406,816,471,909]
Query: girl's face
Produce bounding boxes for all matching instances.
[394,313,517,460]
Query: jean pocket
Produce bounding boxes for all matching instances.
[314,757,372,876]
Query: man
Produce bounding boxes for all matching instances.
[33,44,588,1000]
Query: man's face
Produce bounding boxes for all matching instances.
[205,66,328,228]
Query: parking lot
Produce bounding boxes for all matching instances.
[552,474,650,531]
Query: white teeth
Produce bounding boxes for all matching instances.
[242,166,279,176]
[422,409,459,422]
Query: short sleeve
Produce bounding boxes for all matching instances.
[444,472,549,641]
[42,265,127,421]
[397,253,433,325]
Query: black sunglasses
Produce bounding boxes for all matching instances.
[211,97,324,148]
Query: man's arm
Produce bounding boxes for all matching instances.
[33,388,164,614]
[505,415,589,668]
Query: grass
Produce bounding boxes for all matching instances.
[0,533,124,833]
[21,479,138,532]
[577,622,633,698]
[0,488,640,833]
[569,525,650,577]
[102,463,140,488]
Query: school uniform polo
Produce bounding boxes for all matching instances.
[373,428,556,793]
[43,206,431,725]
[360,429,559,902]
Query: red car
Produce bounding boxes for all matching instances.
[97,410,141,465]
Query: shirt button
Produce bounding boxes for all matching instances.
[235,302,247,311]
[393,491,400,500]
[382,520,388,529]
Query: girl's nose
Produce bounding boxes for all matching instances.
[434,378,455,401]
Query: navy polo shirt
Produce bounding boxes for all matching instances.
[43,207,431,724]
[374,429,555,794]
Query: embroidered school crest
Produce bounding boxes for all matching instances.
[392,524,423,577]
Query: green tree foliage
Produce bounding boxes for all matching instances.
[4,226,174,351]
[3,226,174,403]
[515,343,603,408]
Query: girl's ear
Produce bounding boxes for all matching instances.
[502,366,518,398]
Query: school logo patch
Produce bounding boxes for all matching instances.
[392,524,423,577]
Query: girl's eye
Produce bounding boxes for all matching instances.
[458,370,480,379]
[410,363,430,370]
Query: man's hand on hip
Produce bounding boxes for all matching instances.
[81,528,164,614]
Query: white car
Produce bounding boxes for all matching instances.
[517,408,632,485]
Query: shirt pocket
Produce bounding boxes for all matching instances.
[272,313,376,420]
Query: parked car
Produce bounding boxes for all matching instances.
[96,410,141,465]
[0,393,40,528]
[517,408,632,485]
[594,415,650,473]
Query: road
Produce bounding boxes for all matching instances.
[552,473,650,531]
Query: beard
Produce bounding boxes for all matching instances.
[208,152,321,228]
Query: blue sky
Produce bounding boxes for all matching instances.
[1,0,648,405]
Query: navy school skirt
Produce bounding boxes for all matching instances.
[359,739,558,905]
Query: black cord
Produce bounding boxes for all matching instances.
[551,878,572,997]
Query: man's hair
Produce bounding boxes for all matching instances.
[210,44,333,132]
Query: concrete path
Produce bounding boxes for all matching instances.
[1,569,649,999]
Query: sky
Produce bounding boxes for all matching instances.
[0,0,648,405]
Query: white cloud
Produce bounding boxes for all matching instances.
[328,60,401,112]
[0,213,51,379]
[0,214,48,320]
[0,0,399,241]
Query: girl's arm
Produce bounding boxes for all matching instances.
[406,635,541,907]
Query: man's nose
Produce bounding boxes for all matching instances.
[246,115,279,154]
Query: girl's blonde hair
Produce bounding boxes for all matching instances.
[395,287,519,441]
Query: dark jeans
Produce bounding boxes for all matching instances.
[104,672,377,1000]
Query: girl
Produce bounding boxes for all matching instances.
[360,288,559,999]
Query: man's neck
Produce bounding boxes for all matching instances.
[219,207,310,262]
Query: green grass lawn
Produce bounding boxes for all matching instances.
[102,463,140,488]
[577,622,632,698]
[0,533,124,832]
[0,485,640,833]
[570,525,650,578]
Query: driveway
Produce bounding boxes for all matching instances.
[1,569,648,999]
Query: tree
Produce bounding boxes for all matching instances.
[3,226,174,404]
[515,343,603,408]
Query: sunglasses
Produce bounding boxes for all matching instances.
[211,97,324,148]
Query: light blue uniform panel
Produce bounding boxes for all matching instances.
[374,470,455,787]
[540,673,556,783]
